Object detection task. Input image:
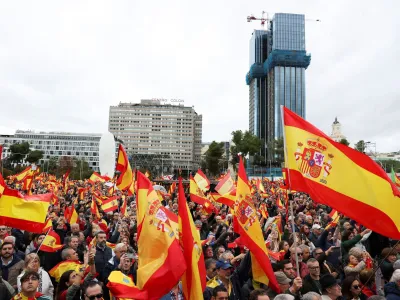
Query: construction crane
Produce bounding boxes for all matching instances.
[247,11,321,29]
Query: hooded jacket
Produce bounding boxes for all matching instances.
[385,282,400,300]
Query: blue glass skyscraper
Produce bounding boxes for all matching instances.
[247,13,311,161]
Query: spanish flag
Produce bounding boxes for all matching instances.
[89,172,107,184]
[0,173,6,197]
[116,144,133,191]
[62,169,71,193]
[107,270,148,299]
[101,196,119,213]
[136,171,186,300]
[14,166,32,182]
[325,209,340,230]
[40,230,63,252]
[91,197,101,219]
[234,156,280,293]
[193,169,210,192]
[190,175,209,206]
[0,186,51,233]
[178,178,206,298]
[283,107,400,239]
[257,179,266,193]
[120,196,129,217]
[168,181,176,194]
[215,170,235,195]
[66,205,79,225]
[210,191,236,208]
[42,218,53,233]
[49,260,82,282]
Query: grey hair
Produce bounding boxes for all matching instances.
[299,244,310,251]
[61,248,73,260]
[205,258,217,269]
[274,295,295,300]
[390,269,400,283]
[302,292,322,300]
[220,251,233,261]
[114,243,126,252]
[4,236,16,244]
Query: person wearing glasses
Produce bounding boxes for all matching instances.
[12,270,51,300]
[83,281,104,300]
[17,253,54,299]
[301,258,322,295]
[289,246,309,278]
[342,276,367,300]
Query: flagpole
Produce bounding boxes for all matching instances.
[36,227,52,254]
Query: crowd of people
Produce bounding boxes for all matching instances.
[0,173,400,300]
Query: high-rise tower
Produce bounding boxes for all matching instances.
[247,13,311,161]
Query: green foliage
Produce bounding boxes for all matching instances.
[69,158,93,180]
[354,140,366,152]
[9,142,30,163]
[339,138,350,146]
[204,141,225,176]
[375,159,400,173]
[230,130,261,169]
[26,150,44,164]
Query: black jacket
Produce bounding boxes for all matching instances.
[94,245,113,282]
[301,274,322,295]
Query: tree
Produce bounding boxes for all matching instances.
[70,158,93,180]
[57,156,75,177]
[204,141,225,176]
[9,142,30,163]
[230,130,261,169]
[339,138,350,146]
[25,150,44,164]
[354,140,366,153]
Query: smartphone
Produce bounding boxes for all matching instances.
[126,253,135,259]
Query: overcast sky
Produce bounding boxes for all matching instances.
[0,1,399,153]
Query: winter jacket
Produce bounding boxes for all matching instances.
[301,274,322,295]
[94,245,113,282]
[17,268,54,299]
[0,255,24,287]
[344,261,366,277]
[385,282,400,300]
[380,259,394,282]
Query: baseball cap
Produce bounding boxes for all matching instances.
[312,224,321,230]
[274,271,291,284]
[216,260,233,270]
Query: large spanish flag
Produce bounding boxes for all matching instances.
[89,172,108,184]
[40,230,64,252]
[210,191,236,208]
[234,156,280,293]
[190,175,213,209]
[178,178,206,298]
[116,144,133,191]
[0,186,51,233]
[193,169,210,192]
[136,171,186,300]
[283,107,400,239]
[107,270,148,299]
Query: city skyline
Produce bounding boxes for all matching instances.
[0,1,399,153]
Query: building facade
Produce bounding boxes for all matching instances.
[247,13,311,160]
[109,100,202,175]
[330,117,346,142]
[0,130,101,170]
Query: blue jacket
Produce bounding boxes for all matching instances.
[160,283,183,300]
[385,282,400,300]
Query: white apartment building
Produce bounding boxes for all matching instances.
[0,130,101,171]
[109,100,202,174]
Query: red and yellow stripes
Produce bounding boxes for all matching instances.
[193,169,210,192]
[0,187,51,233]
[107,271,148,299]
[116,144,133,191]
[136,171,186,299]
[40,230,64,252]
[283,107,400,239]
[234,156,280,293]
[178,178,206,298]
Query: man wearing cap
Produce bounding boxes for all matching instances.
[320,274,342,300]
[266,272,302,299]
[204,260,234,299]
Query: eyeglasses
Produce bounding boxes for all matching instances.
[0,228,7,231]
[211,268,217,272]
[352,285,360,289]
[297,253,303,257]
[87,293,103,300]
[22,276,39,282]
[315,252,323,255]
